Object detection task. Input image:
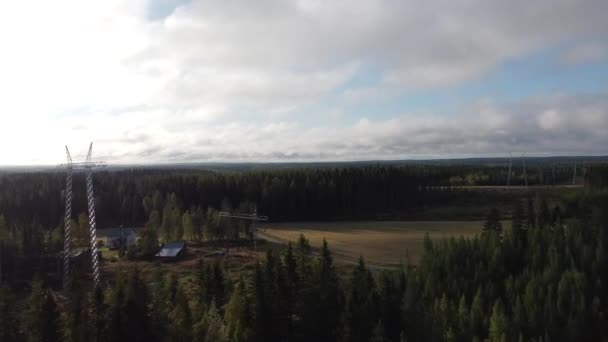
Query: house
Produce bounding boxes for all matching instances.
[97,228,137,250]
[155,241,186,260]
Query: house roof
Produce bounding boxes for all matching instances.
[97,228,136,238]
[155,241,185,258]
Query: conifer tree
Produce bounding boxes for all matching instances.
[311,239,344,342]
[89,286,107,342]
[64,278,90,342]
[512,200,525,244]
[526,197,536,229]
[168,285,193,342]
[225,276,253,342]
[489,299,508,342]
[484,208,503,234]
[346,257,378,342]
[182,211,194,241]
[284,242,298,340]
[0,285,19,341]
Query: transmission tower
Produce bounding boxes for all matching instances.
[219,207,268,250]
[521,153,528,187]
[61,143,106,290]
[506,152,513,187]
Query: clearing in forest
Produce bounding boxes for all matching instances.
[258,221,483,267]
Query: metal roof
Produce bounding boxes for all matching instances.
[155,241,185,258]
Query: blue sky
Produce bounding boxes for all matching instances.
[0,0,606,164]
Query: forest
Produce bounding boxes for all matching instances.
[0,164,607,341]
[0,162,596,229]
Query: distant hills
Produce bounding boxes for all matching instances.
[2,155,607,173]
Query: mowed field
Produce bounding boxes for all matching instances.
[258,221,484,267]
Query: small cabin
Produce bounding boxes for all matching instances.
[155,241,186,260]
[97,228,137,250]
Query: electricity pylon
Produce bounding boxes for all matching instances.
[506,152,513,187]
[219,207,268,250]
[61,143,106,290]
[521,153,528,187]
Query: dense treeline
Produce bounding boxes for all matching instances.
[0,164,593,230]
[1,191,607,341]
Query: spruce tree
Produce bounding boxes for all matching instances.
[0,285,19,341]
[346,257,378,342]
[311,239,344,342]
[489,299,508,342]
[168,285,193,342]
[89,286,107,342]
[484,208,503,234]
[512,200,525,244]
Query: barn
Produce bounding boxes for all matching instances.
[155,241,186,260]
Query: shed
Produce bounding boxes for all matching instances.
[155,241,186,260]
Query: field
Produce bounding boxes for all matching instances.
[258,221,485,268]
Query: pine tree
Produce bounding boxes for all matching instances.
[470,288,485,339]
[512,200,525,244]
[537,196,551,229]
[89,286,107,342]
[25,279,62,342]
[147,210,161,231]
[370,320,386,342]
[182,211,194,241]
[456,294,469,340]
[123,268,151,342]
[194,302,228,342]
[284,242,298,340]
[168,285,193,341]
[526,197,536,229]
[378,271,402,342]
[0,285,19,341]
[64,278,90,342]
[346,257,378,342]
[310,239,344,341]
[484,208,503,234]
[40,290,62,342]
[489,299,508,342]
[212,261,227,308]
[253,262,271,342]
[225,276,253,342]
[139,227,159,257]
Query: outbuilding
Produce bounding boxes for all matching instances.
[155,241,186,260]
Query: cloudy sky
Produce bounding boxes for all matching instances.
[1,0,607,165]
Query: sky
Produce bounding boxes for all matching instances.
[0,0,607,165]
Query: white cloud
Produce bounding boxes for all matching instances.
[0,0,607,164]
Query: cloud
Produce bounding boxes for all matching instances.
[51,93,605,164]
[0,0,607,164]
[560,42,608,65]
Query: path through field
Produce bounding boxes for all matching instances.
[258,221,483,268]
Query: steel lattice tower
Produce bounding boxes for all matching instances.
[63,147,73,290]
[62,143,105,290]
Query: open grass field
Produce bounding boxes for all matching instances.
[258,221,485,268]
